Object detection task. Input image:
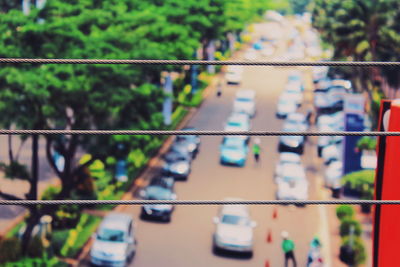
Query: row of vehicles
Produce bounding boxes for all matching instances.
[312,67,351,191]
[90,130,202,266]
[275,72,310,203]
[219,89,256,167]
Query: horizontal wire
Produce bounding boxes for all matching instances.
[1,58,400,66]
[0,199,398,206]
[0,129,397,136]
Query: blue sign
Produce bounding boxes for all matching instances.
[343,113,364,175]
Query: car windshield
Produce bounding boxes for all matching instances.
[223,138,244,149]
[227,121,242,127]
[221,215,249,226]
[97,228,125,242]
[146,186,172,200]
[236,97,252,102]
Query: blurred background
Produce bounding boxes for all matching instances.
[0,0,400,266]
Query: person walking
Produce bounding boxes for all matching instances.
[307,236,323,267]
[252,138,261,162]
[281,231,297,267]
[216,82,222,97]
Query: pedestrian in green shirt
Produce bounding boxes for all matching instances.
[252,138,261,162]
[282,231,297,267]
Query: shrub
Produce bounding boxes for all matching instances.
[336,205,355,220]
[340,236,366,266]
[340,218,362,237]
[342,170,375,196]
[41,186,61,200]
[0,237,22,263]
[27,236,45,258]
[52,229,70,256]
[356,136,377,151]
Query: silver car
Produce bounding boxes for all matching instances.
[90,213,137,267]
[213,199,257,257]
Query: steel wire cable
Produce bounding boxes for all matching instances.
[1,199,400,206]
[0,129,399,136]
[1,58,400,66]
[0,57,396,206]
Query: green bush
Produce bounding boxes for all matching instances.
[342,170,375,197]
[52,204,81,230]
[341,236,366,266]
[59,214,101,258]
[41,186,61,200]
[51,229,69,256]
[336,205,355,220]
[340,218,362,237]
[27,236,45,258]
[356,137,377,151]
[0,237,22,263]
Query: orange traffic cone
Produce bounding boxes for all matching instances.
[266,229,272,243]
[273,207,278,219]
[265,259,270,267]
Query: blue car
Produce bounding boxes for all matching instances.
[220,137,248,167]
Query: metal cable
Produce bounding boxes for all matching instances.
[1,58,400,66]
[0,199,399,206]
[0,129,398,136]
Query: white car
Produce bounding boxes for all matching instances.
[312,67,329,82]
[324,160,343,188]
[284,84,303,106]
[276,96,297,118]
[90,213,137,267]
[283,112,308,132]
[225,66,243,84]
[233,90,256,117]
[321,144,342,165]
[276,165,308,203]
[224,112,251,142]
[213,199,257,256]
[274,153,302,181]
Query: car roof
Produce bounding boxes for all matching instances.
[100,213,132,231]
[279,152,301,162]
[236,90,255,99]
[281,163,305,178]
[220,198,249,217]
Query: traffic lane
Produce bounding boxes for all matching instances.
[126,68,320,266]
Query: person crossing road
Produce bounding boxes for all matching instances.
[252,138,261,162]
[281,231,297,267]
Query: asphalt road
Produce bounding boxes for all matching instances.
[80,22,329,267]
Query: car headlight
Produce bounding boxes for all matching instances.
[175,163,189,174]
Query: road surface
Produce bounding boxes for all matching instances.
[81,21,329,267]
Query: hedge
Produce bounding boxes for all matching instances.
[336,205,355,221]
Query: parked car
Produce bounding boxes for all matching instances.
[274,152,302,181]
[312,67,329,83]
[276,95,298,119]
[278,125,305,154]
[140,182,177,222]
[162,151,191,180]
[324,160,343,188]
[321,143,342,165]
[90,213,137,267]
[233,90,256,117]
[226,66,243,84]
[284,84,303,106]
[220,136,248,167]
[276,164,308,204]
[213,198,257,256]
[175,127,201,158]
[284,112,308,132]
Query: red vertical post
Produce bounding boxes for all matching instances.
[373,100,400,267]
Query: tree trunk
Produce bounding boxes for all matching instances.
[21,134,40,255]
[8,134,14,163]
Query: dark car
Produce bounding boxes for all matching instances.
[278,126,305,154]
[162,151,191,180]
[174,127,201,158]
[140,184,176,222]
[149,176,175,191]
